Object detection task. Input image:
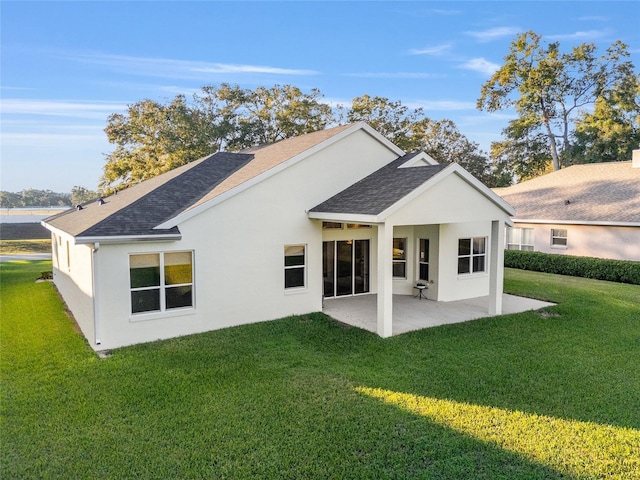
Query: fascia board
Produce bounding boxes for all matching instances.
[512,219,640,227]
[41,222,75,242]
[307,211,380,224]
[74,234,182,245]
[155,122,404,230]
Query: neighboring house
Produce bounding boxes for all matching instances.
[493,150,640,261]
[43,123,515,351]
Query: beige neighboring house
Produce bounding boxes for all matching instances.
[494,150,640,261]
[43,123,515,351]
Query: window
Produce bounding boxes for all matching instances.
[418,239,429,281]
[284,245,306,289]
[130,251,193,314]
[322,222,343,229]
[507,227,534,251]
[347,224,371,229]
[551,229,567,247]
[458,237,486,275]
[393,238,407,278]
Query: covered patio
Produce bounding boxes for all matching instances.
[323,293,555,336]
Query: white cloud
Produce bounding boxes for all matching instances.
[0,131,105,147]
[465,26,521,42]
[58,51,318,79]
[1,99,126,119]
[545,29,610,41]
[409,44,453,56]
[458,58,500,76]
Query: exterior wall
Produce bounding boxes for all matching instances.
[92,129,399,350]
[50,233,96,346]
[514,222,640,261]
[387,173,508,302]
[437,221,492,302]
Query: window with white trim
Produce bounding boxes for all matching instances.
[284,245,306,289]
[551,229,567,247]
[129,251,194,314]
[458,237,486,275]
[418,238,429,281]
[393,238,407,278]
[507,227,534,251]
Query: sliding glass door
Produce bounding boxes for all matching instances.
[323,240,370,297]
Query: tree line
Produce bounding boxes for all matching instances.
[16,31,637,200]
[0,186,99,208]
[101,32,638,193]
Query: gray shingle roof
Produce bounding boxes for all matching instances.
[310,155,446,215]
[45,152,253,238]
[493,162,640,224]
[44,123,362,240]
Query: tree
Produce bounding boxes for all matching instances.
[478,31,639,172]
[346,95,423,151]
[0,190,70,207]
[345,96,504,184]
[571,78,640,163]
[101,84,335,190]
[101,95,220,192]
[71,186,99,205]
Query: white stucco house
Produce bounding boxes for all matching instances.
[43,123,515,351]
[494,150,640,261]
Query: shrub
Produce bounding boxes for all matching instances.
[504,250,640,285]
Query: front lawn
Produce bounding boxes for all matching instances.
[1,261,639,479]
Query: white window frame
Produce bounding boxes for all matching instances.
[551,228,568,248]
[129,251,194,316]
[284,245,306,290]
[418,238,429,281]
[458,237,487,275]
[393,238,407,278]
[507,227,534,251]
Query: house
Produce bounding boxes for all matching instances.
[43,123,515,351]
[493,150,640,261]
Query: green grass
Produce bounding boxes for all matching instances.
[1,262,639,479]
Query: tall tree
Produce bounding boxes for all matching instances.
[478,31,638,171]
[571,78,640,163]
[346,95,423,151]
[102,95,219,191]
[71,186,99,205]
[346,96,499,185]
[101,85,334,190]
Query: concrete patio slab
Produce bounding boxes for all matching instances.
[323,294,555,335]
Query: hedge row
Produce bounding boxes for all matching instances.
[504,250,640,285]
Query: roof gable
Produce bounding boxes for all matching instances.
[44,152,253,241]
[309,158,514,222]
[45,122,402,241]
[154,122,404,229]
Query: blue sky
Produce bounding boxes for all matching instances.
[2,1,639,192]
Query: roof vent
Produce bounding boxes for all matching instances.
[76,205,83,211]
[97,198,105,206]
[564,200,571,205]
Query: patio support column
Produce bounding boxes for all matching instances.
[489,219,504,315]
[377,222,393,338]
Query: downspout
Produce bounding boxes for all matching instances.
[91,242,101,347]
